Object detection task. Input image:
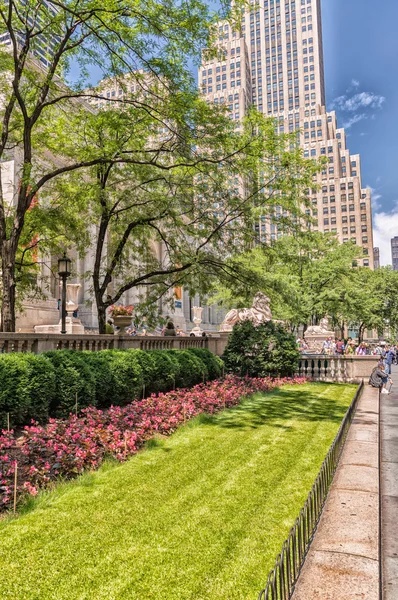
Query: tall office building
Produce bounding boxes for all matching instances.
[392,237,398,271]
[0,1,60,68]
[199,0,374,267]
[374,247,380,269]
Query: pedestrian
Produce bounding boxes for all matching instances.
[163,321,177,337]
[369,361,393,394]
[385,346,396,375]
[105,319,114,334]
[335,339,344,355]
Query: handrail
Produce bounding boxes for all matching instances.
[257,380,364,600]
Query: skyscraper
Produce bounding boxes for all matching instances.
[374,247,380,269]
[199,0,374,267]
[0,1,60,68]
[391,237,398,271]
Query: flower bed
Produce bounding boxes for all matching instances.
[0,376,307,512]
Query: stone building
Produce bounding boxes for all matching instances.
[199,0,375,267]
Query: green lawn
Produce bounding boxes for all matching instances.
[0,383,356,600]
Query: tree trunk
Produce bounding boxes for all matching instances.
[95,287,107,334]
[1,244,16,332]
[358,322,365,344]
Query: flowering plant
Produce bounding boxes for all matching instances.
[0,376,308,511]
[109,305,134,317]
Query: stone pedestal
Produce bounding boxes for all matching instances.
[304,331,335,354]
[34,283,85,335]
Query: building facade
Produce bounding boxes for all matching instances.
[199,0,374,266]
[392,237,398,271]
[374,247,380,269]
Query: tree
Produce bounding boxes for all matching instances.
[0,0,244,330]
[44,90,321,332]
[210,231,363,332]
[223,320,299,378]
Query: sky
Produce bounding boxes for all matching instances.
[320,0,398,265]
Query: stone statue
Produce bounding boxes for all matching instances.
[304,315,335,353]
[219,292,273,332]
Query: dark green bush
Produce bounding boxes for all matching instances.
[0,347,222,426]
[147,350,181,393]
[223,320,300,378]
[80,351,115,409]
[187,348,224,380]
[105,350,143,406]
[165,350,206,388]
[0,354,56,428]
[127,350,156,397]
[44,351,96,417]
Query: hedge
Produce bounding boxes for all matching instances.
[0,348,224,427]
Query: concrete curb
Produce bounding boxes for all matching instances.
[292,384,380,600]
[381,363,398,600]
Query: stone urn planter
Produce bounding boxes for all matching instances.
[113,315,132,334]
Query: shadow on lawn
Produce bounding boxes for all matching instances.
[206,387,352,431]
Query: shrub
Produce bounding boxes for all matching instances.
[105,351,144,406]
[148,350,180,393]
[166,350,207,388]
[0,354,56,428]
[44,351,96,417]
[127,350,156,397]
[223,320,300,378]
[187,348,224,380]
[80,351,115,409]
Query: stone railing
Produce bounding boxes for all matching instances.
[0,332,230,357]
[297,354,379,383]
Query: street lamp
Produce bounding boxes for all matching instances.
[58,252,71,334]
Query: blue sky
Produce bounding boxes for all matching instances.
[321,0,398,265]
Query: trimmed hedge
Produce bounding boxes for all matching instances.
[187,348,224,380]
[0,354,56,428]
[0,348,224,427]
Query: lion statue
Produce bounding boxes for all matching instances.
[219,292,273,332]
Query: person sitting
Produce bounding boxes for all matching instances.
[369,361,392,394]
[163,321,177,337]
[105,319,114,334]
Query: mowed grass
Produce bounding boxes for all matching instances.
[0,383,356,600]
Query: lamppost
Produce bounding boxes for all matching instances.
[58,252,71,334]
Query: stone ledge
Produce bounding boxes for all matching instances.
[292,385,379,600]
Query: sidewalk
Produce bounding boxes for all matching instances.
[292,383,380,600]
[381,363,398,599]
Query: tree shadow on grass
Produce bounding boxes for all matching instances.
[206,387,353,431]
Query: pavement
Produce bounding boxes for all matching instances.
[292,383,380,600]
[380,362,398,599]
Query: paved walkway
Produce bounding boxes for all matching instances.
[292,383,380,600]
[381,363,398,599]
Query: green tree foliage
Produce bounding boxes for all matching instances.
[0,0,321,331]
[223,320,300,378]
[211,231,362,331]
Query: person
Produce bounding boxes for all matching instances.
[335,339,344,355]
[105,319,114,334]
[385,346,396,375]
[373,343,383,356]
[369,361,392,394]
[355,343,366,356]
[176,326,182,336]
[163,321,177,337]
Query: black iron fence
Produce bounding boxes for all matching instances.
[257,380,364,600]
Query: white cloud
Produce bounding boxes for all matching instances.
[342,113,367,129]
[373,205,398,266]
[351,79,360,89]
[332,91,385,112]
[367,186,382,211]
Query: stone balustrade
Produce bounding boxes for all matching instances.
[0,332,230,357]
[297,354,379,383]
